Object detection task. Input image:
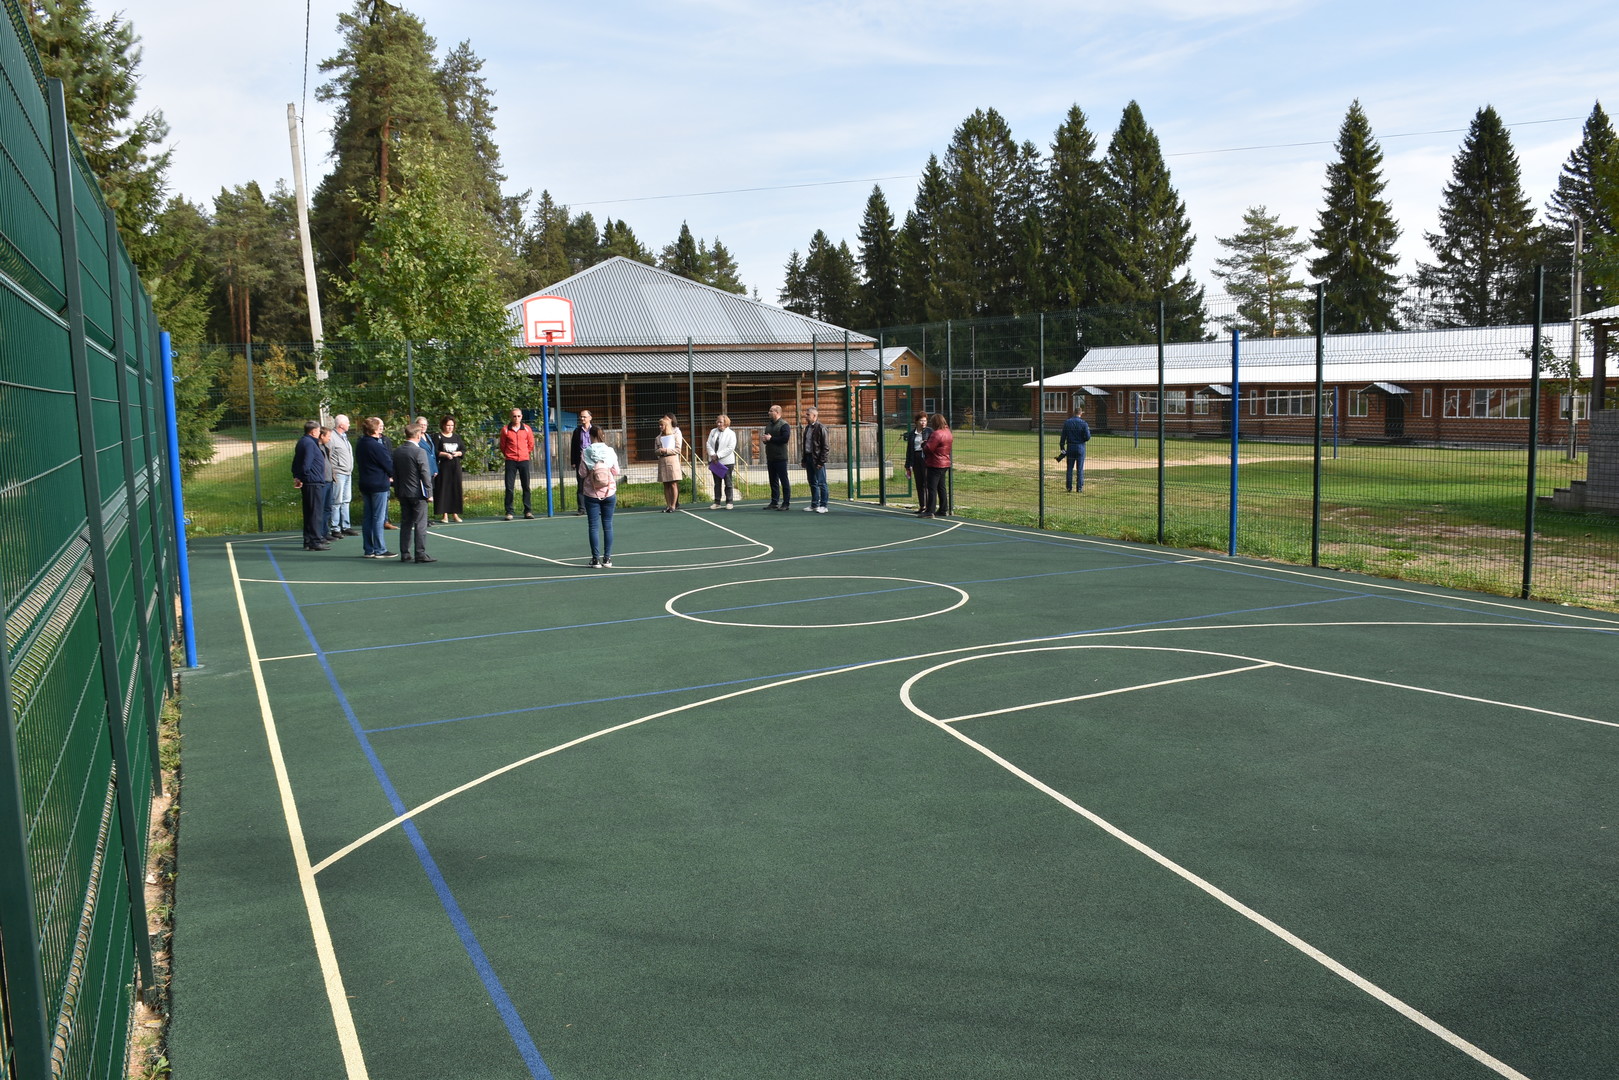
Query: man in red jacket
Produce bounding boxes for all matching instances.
[500,407,536,520]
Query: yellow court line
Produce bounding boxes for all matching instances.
[226,543,370,1079]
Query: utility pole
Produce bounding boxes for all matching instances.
[287,104,325,359]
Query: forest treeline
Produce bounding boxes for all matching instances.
[25,0,1619,359]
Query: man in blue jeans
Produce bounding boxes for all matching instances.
[800,406,829,513]
[1060,404,1091,492]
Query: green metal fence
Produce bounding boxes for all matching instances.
[1,2,176,1077]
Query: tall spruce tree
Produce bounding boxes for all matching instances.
[660,222,707,281]
[564,211,601,273]
[857,186,901,328]
[1043,105,1108,312]
[208,182,307,343]
[601,219,652,263]
[1416,105,1539,327]
[519,191,570,291]
[1095,101,1204,341]
[1309,101,1403,333]
[1213,206,1311,337]
[895,155,949,324]
[779,249,811,314]
[1544,102,1617,315]
[937,108,1038,318]
[800,230,860,326]
[706,239,746,293]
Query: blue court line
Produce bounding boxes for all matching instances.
[364,661,867,735]
[263,550,555,1080]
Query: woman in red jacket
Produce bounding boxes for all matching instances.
[921,413,952,519]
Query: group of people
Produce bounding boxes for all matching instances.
[292,401,977,567]
[292,414,468,562]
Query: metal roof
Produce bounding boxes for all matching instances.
[1027,324,1576,388]
[519,349,884,378]
[508,257,877,349]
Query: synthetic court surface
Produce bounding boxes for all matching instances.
[170,500,1618,1079]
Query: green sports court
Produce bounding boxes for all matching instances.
[169,500,1618,1079]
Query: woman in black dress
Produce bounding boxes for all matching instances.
[433,415,466,522]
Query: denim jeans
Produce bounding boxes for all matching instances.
[327,471,353,531]
[1064,443,1087,490]
[584,494,616,560]
[804,463,828,508]
[361,489,390,555]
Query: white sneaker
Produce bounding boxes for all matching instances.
[724,502,734,510]
[815,506,828,514]
[709,502,721,509]
[803,505,816,511]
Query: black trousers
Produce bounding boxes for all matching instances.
[504,459,532,513]
[766,458,790,505]
[301,481,330,546]
[398,497,429,557]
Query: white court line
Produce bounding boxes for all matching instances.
[311,618,1609,873]
[226,543,370,1079]
[431,530,572,564]
[665,575,969,628]
[896,660,1535,1080]
[941,663,1273,723]
[261,652,318,663]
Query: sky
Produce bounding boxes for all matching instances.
[112,0,1619,310]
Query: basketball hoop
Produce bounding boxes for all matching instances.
[522,295,575,347]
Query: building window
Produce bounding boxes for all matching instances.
[898,363,910,377]
[1163,390,1187,415]
[1194,394,1210,416]
[1248,389,1260,415]
[1042,391,1067,414]
[1561,393,1590,420]
[1422,388,1433,417]
[1266,389,1316,416]
[923,397,936,413]
[1135,391,1158,415]
[1442,388,1529,419]
[1348,391,1369,418]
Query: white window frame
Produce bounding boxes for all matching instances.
[1041,391,1067,414]
[1163,389,1187,416]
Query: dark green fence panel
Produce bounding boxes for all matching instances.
[1,2,176,1078]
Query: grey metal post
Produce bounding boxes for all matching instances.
[1037,314,1046,529]
[812,336,819,413]
[406,339,416,420]
[0,635,52,1080]
[876,330,888,505]
[245,340,264,533]
[1228,327,1240,557]
[1312,284,1325,567]
[687,338,698,505]
[1523,267,1545,599]
[844,332,853,499]
[48,75,155,992]
[1156,302,1166,545]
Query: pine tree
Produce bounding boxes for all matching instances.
[1416,105,1539,327]
[208,182,306,343]
[937,108,1038,318]
[601,219,652,263]
[140,197,214,345]
[25,0,170,239]
[856,186,901,328]
[519,191,570,291]
[706,239,746,293]
[779,249,812,314]
[895,155,948,324]
[312,0,462,315]
[660,222,708,281]
[1213,206,1311,337]
[438,39,527,290]
[564,211,601,272]
[1096,101,1205,341]
[1544,102,1617,315]
[1042,105,1108,311]
[1310,101,1402,333]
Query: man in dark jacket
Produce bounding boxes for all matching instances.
[762,404,792,510]
[1060,404,1092,492]
[291,420,330,550]
[800,406,830,513]
[568,409,594,515]
[392,422,436,563]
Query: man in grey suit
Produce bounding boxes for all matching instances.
[392,421,436,563]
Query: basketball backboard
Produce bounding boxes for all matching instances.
[522,295,575,347]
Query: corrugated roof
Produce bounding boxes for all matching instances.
[508,257,876,348]
[519,350,884,378]
[1026,324,1576,388]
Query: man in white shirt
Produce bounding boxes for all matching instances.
[325,414,357,539]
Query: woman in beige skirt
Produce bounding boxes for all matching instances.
[654,413,686,511]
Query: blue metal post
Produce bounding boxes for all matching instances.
[162,332,199,667]
[1228,328,1240,557]
[539,343,554,516]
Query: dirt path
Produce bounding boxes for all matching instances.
[956,451,1313,473]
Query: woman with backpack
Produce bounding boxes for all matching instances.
[580,428,621,568]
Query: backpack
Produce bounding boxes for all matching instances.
[586,459,615,493]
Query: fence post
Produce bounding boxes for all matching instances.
[245,340,265,533]
[48,74,156,993]
[877,330,888,505]
[1038,314,1046,530]
[1312,283,1325,567]
[161,334,199,667]
[844,332,853,500]
[1156,302,1166,545]
[406,338,416,419]
[945,321,954,509]
[1523,267,1545,599]
[1228,327,1241,557]
[687,338,697,506]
